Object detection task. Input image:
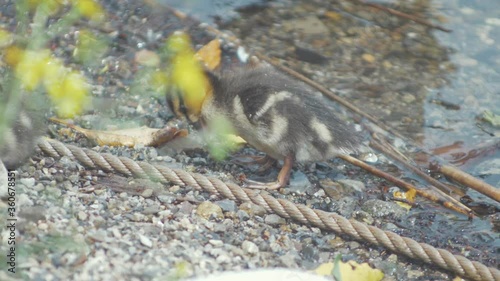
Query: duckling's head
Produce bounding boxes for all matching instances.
[166,68,221,125]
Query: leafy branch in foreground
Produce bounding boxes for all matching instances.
[0,0,107,143]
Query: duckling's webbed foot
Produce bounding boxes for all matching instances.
[242,155,293,190]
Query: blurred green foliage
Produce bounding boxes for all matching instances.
[0,0,107,144]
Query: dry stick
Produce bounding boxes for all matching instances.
[428,139,500,202]
[352,0,452,32]
[430,162,500,203]
[339,154,470,216]
[36,138,500,281]
[370,136,474,218]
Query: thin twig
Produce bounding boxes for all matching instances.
[430,162,500,203]
[353,0,452,32]
[339,154,471,216]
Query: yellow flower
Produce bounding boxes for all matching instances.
[167,32,192,54]
[43,60,66,99]
[48,71,89,118]
[171,53,207,118]
[15,50,51,91]
[167,32,208,121]
[3,45,24,67]
[72,0,105,22]
[38,56,90,117]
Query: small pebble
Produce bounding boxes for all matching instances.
[264,214,286,225]
[337,179,365,193]
[141,189,154,198]
[77,211,88,221]
[241,240,259,255]
[209,240,224,247]
[139,234,153,248]
[196,202,223,220]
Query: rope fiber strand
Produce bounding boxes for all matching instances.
[37,138,500,281]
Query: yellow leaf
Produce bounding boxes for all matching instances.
[167,32,192,54]
[314,262,335,276]
[73,0,105,22]
[393,188,417,211]
[314,260,384,281]
[195,39,221,70]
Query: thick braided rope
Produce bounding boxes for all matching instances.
[37,138,499,281]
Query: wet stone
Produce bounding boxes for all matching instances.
[361,199,406,219]
[282,16,329,37]
[337,179,365,193]
[286,171,313,194]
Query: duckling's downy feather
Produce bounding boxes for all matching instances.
[202,67,361,162]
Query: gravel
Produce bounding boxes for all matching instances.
[0,0,498,281]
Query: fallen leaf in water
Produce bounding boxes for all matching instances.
[49,117,187,147]
[393,188,417,210]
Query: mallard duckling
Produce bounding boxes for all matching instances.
[168,67,361,189]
